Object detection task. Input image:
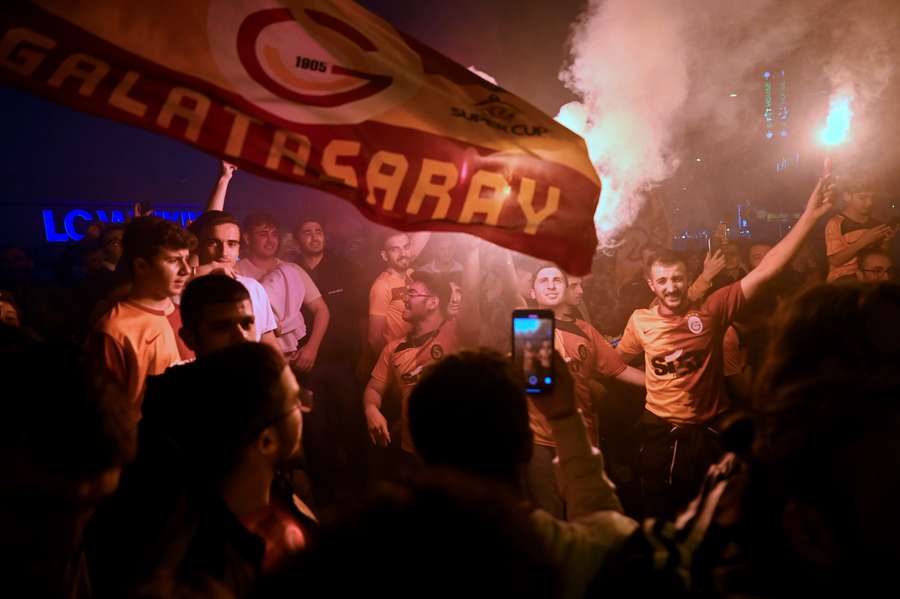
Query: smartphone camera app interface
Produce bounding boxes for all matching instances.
[513,313,554,395]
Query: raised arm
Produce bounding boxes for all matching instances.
[741,177,836,301]
[827,223,894,267]
[687,249,725,302]
[206,160,237,212]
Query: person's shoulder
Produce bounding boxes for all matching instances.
[235,273,265,294]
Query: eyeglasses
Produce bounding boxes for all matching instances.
[402,289,433,300]
[860,267,893,276]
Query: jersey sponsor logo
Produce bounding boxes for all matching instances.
[687,314,704,335]
[650,348,706,377]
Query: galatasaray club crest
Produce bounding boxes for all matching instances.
[430,344,444,360]
[687,314,703,335]
[208,0,424,125]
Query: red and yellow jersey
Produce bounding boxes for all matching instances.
[825,213,885,282]
[368,268,413,345]
[370,319,460,453]
[528,318,626,447]
[88,300,194,410]
[618,283,744,424]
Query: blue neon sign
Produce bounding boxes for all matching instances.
[41,205,202,242]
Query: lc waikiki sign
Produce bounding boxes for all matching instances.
[41,204,201,242]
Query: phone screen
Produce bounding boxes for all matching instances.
[512,309,555,395]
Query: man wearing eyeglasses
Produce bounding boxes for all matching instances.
[857,248,894,282]
[364,271,460,458]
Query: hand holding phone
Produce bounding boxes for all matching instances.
[531,350,577,422]
[512,309,555,395]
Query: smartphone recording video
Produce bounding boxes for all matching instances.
[512,309,555,395]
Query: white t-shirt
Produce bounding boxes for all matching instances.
[236,258,321,353]
[234,274,277,341]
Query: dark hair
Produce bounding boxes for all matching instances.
[530,263,568,289]
[857,247,892,268]
[257,471,558,598]
[644,249,686,278]
[410,270,452,314]
[180,274,251,332]
[121,217,191,277]
[294,213,326,235]
[740,374,900,594]
[243,211,281,234]
[408,350,532,485]
[180,342,289,477]
[755,282,900,407]
[187,210,241,240]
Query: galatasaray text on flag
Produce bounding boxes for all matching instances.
[0,0,602,273]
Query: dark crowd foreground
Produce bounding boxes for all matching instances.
[1,165,899,599]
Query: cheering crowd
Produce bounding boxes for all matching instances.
[2,162,899,598]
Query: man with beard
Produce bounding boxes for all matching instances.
[90,343,316,597]
[617,177,836,518]
[87,217,194,409]
[525,264,645,518]
[367,231,430,356]
[292,215,370,505]
[364,271,472,462]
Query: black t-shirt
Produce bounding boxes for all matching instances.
[300,252,366,362]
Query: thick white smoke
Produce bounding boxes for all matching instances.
[557,0,900,247]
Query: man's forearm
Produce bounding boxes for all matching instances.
[206,175,231,212]
[829,235,874,267]
[305,305,330,352]
[549,413,624,518]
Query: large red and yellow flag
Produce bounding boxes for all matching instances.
[0,1,601,273]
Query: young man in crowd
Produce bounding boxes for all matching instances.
[188,209,279,348]
[89,343,316,597]
[825,186,896,282]
[235,211,330,372]
[100,224,125,272]
[408,350,638,599]
[616,176,836,518]
[206,160,329,370]
[418,234,463,274]
[364,271,471,461]
[564,274,590,320]
[747,242,772,271]
[367,230,430,356]
[856,247,894,282]
[526,264,645,518]
[87,216,194,409]
[293,214,370,505]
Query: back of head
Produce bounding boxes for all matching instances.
[121,216,191,277]
[408,350,532,484]
[180,274,250,332]
[179,342,289,477]
[741,374,900,594]
[755,282,900,402]
[257,470,558,598]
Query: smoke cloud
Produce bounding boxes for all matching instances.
[557,0,900,246]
